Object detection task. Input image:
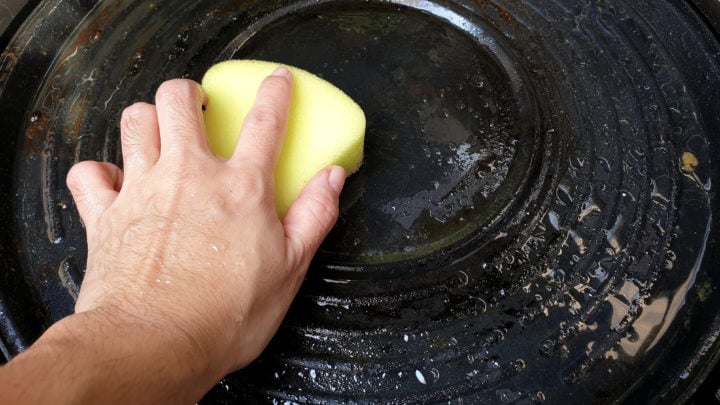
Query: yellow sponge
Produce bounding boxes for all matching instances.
[201,60,366,216]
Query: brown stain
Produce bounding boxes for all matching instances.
[24,111,51,157]
[66,14,109,52]
[0,50,19,79]
[471,1,521,31]
[38,5,122,147]
[3,51,17,64]
[66,94,90,143]
[0,49,18,83]
[492,3,516,27]
[53,4,116,70]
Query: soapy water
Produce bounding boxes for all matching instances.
[2,0,719,403]
[214,1,717,400]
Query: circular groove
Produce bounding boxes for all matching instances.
[0,0,718,403]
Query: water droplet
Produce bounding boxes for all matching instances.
[606,214,624,254]
[415,370,427,384]
[539,340,554,357]
[547,211,561,231]
[497,388,521,403]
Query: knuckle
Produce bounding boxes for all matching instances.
[244,105,284,134]
[155,80,205,146]
[121,102,154,120]
[298,190,339,238]
[168,124,200,143]
[261,75,290,94]
[120,105,146,143]
[310,192,340,229]
[156,79,200,103]
[229,171,270,206]
[66,161,95,191]
[237,172,267,196]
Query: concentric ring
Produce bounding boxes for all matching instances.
[0,0,718,403]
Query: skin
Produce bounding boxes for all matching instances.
[0,67,345,404]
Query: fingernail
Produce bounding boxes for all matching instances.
[271,66,292,82]
[327,166,346,194]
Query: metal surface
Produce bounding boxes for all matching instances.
[691,0,720,36]
[0,0,38,50]
[0,0,719,403]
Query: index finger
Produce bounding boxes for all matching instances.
[229,67,293,175]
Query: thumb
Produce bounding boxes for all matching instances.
[67,161,123,232]
[283,166,345,265]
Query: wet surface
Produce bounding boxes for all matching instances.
[0,0,719,403]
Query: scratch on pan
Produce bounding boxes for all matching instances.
[469,295,488,312]
[80,69,98,85]
[458,270,469,286]
[103,77,126,111]
[60,46,80,65]
[323,278,352,284]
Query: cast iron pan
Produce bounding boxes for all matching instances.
[1,0,719,403]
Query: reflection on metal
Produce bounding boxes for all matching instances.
[0,0,719,402]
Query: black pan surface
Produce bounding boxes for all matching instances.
[1,0,719,403]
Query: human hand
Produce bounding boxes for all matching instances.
[66,68,344,378]
[0,68,344,404]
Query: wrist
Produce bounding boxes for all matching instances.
[36,306,225,403]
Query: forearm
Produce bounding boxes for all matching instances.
[0,308,224,404]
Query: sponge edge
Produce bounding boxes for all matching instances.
[201,59,366,217]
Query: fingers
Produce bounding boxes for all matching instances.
[67,161,124,231]
[154,79,210,156]
[283,166,345,266]
[230,67,293,175]
[120,102,160,179]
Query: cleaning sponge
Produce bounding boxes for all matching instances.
[201,59,366,217]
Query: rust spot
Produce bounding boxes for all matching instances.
[24,111,51,156]
[489,3,518,29]
[450,2,518,31]
[4,51,17,64]
[56,7,114,63]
